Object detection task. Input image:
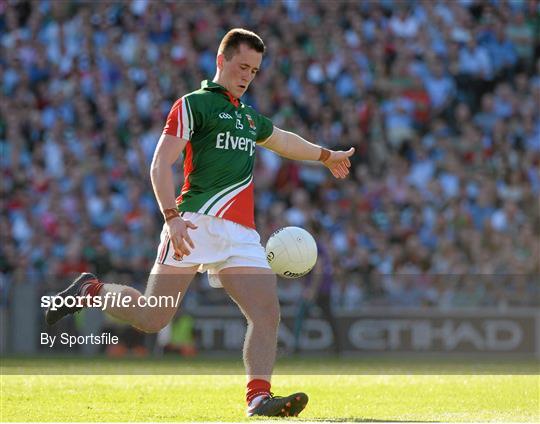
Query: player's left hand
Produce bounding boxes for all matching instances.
[322,147,355,179]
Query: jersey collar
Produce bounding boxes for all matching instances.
[201,80,240,108]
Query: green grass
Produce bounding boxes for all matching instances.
[1,357,538,422]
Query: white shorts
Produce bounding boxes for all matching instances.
[155,212,270,288]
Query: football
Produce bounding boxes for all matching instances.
[265,226,318,278]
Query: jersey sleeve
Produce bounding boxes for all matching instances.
[163,96,197,141]
[255,113,274,143]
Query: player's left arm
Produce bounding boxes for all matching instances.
[259,126,355,179]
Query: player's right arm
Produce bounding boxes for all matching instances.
[150,134,197,259]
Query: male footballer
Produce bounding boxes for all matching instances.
[47,28,354,417]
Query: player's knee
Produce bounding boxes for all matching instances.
[267,310,280,332]
[250,301,280,332]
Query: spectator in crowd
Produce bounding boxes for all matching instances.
[1,0,538,312]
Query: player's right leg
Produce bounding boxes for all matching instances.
[99,262,198,333]
[46,212,222,331]
[45,263,198,333]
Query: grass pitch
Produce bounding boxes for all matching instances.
[1,356,538,422]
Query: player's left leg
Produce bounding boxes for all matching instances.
[219,266,308,417]
[219,266,279,381]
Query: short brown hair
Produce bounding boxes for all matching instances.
[218,28,265,60]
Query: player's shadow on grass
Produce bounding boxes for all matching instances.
[296,419,438,423]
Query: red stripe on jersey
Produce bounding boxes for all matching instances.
[178,98,184,138]
[176,141,193,204]
[162,99,181,136]
[216,196,237,217]
[221,182,255,228]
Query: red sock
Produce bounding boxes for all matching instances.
[246,379,271,405]
[80,279,104,299]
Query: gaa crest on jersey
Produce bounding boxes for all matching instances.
[246,114,256,130]
[219,112,233,120]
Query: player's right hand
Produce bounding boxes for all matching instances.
[166,217,198,259]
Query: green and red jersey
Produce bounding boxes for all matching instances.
[162,80,274,229]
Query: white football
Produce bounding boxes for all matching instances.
[265,226,318,278]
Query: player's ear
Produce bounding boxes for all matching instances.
[216,53,224,70]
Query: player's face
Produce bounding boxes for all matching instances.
[218,44,262,98]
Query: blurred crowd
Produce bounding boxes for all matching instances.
[1,0,539,310]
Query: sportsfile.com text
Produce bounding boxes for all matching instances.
[41,292,182,311]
